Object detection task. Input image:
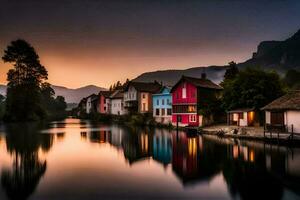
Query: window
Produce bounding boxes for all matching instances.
[142,103,146,111]
[176,92,179,99]
[161,108,165,116]
[162,99,165,105]
[182,83,186,98]
[142,93,146,99]
[188,105,196,112]
[167,108,172,115]
[104,99,106,103]
[156,109,160,116]
[167,99,170,105]
[104,106,106,111]
[157,99,159,105]
[189,115,197,122]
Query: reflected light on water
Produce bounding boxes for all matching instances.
[0,118,299,200]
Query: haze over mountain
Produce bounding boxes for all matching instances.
[0,84,107,104]
[134,29,300,85]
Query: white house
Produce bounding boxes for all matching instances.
[262,91,300,134]
[86,94,97,114]
[110,90,125,115]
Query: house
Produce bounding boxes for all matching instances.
[227,108,256,126]
[109,90,125,115]
[171,74,222,127]
[86,94,98,114]
[261,91,300,134]
[152,86,172,124]
[123,81,162,114]
[77,97,87,116]
[98,91,113,114]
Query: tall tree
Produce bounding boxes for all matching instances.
[2,39,48,121]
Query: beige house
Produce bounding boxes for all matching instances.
[262,91,300,134]
[123,81,162,114]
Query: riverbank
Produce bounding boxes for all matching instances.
[77,112,175,130]
[201,124,300,146]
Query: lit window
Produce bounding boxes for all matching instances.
[182,83,186,98]
[188,105,196,112]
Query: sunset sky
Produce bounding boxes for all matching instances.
[1,0,300,88]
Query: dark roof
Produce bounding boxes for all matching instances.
[86,94,97,99]
[124,81,162,93]
[171,75,222,92]
[227,108,255,113]
[110,90,124,99]
[261,91,300,111]
[99,90,113,98]
[153,86,171,95]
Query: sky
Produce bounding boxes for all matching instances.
[0,0,300,88]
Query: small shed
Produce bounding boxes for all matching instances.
[227,108,256,126]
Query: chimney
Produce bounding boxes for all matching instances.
[201,73,206,79]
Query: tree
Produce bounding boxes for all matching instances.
[222,68,285,112]
[283,69,300,89]
[2,39,49,121]
[221,61,239,86]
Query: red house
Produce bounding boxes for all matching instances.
[171,74,222,127]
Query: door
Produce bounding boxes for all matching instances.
[271,112,284,125]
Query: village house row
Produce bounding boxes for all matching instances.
[77,74,300,133]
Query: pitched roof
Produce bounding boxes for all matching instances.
[124,81,162,93]
[153,86,171,95]
[110,90,124,99]
[227,108,255,113]
[261,91,300,111]
[99,90,113,98]
[171,75,222,92]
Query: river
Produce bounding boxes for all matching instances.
[0,118,299,200]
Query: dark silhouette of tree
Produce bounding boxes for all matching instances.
[2,40,48,121]
[109,79,130,91]
[283,69,300,89]
[224,61,239,81]
[2,39,66,121]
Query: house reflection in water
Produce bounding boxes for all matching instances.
[78,124,300,199]
[152,129,172,167]
[121,129,153,164]
[171,131,222,186]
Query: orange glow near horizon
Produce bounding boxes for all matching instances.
[0,45,247,89]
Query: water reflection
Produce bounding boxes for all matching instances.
[1,123,54,200]
[0,119,299,200]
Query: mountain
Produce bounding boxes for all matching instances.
[134,29,300,85]
[240,29,300,72]
[0,84,107,104]
[134,66,226,86]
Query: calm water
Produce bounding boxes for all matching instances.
[0,118,300,200]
